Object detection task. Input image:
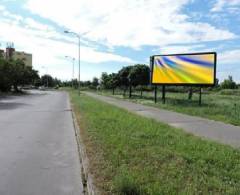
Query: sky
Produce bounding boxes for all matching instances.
[0,0,240,82]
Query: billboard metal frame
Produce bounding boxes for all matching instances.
[150,52,217,87]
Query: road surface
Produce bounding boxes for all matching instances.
[0,90,84,195]
[85,92,240,148]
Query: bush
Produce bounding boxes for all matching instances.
[220,76,238,89]
[218,89,240,96]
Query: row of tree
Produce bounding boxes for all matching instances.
[98,64,239,97]
[62,64,237,96]
[36,74,62,88]
[100,64,150,96]
[0,55,64,92]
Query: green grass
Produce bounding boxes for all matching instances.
[98,89,240,126]
[69,89,240,194]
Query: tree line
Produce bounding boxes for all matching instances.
[62,63,239,95]
[46,63,239,93]
[0,55,64,92]
[100,64,150,96]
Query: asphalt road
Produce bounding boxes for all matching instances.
[0,90,83,195]
[85,92,240,148]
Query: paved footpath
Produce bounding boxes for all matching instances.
[0,90,84,195]
[85,92,240,149]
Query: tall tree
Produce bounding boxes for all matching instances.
[100,72,110,89]
[0,58,12,91]
[92,77,99,88]
[108,73,120,95]
[128,64,150,97]
[118,66,132,96]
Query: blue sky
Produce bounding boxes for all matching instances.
[0,0,240,82]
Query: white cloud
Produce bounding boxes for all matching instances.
[25,18,54,31]
[218,49,240,64]
[216,49,240,82]
[0,7,134,80]
[211,0,240,12]
[159,44,206,54]
[0,5,5,11]
[215,49,240,81]
[1,0,239,81]
[25,0,236,49]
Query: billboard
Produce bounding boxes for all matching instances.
[151,52,216,85]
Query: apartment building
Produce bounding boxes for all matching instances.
[12,51,32,67]
[3,46,32,67]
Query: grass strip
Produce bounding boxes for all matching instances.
[98,90,240,126]
[70,90,240,194]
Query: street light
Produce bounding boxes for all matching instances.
[64,30,90,95]
[65,56,75,88]
[64,30,81,95]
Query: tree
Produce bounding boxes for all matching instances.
[0,58,40,92]
[92,77,99,88]
[41,74,54,87]
[100,72,120,94]
[10,59,27,91]
[220,76,237,89]
[128,64,150,97]
[100,72,110,89]
[0,59,12,91]
[22,66,40,86]
[118,66,132,96]
[108,73,120,95]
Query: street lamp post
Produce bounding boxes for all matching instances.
[65,56,75,88]
[64,30,81,95]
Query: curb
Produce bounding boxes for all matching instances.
[71,108,98,195]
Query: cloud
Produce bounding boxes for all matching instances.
[25,18,54,31]
[1,0,239,81]
[211,0,240,12]
[0,7,134,80]
[218,49,240,64]
[158,44,206,54]
[0,5,5,11]
[25,0,236,49]
[216,49,240,82]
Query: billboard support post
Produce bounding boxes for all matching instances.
[162,85,166,104]
[154,85,157,103]
[199,87,202,106]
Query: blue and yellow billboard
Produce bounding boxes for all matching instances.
[151,52,216,85]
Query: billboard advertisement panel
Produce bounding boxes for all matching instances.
[151,52,216,85]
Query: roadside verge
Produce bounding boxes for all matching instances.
[71,101,99,195]
[68,90,240,194]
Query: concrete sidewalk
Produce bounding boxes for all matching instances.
[84,92,240,148]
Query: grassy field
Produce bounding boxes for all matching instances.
[98,89,240,126]
[70,89,240,194]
